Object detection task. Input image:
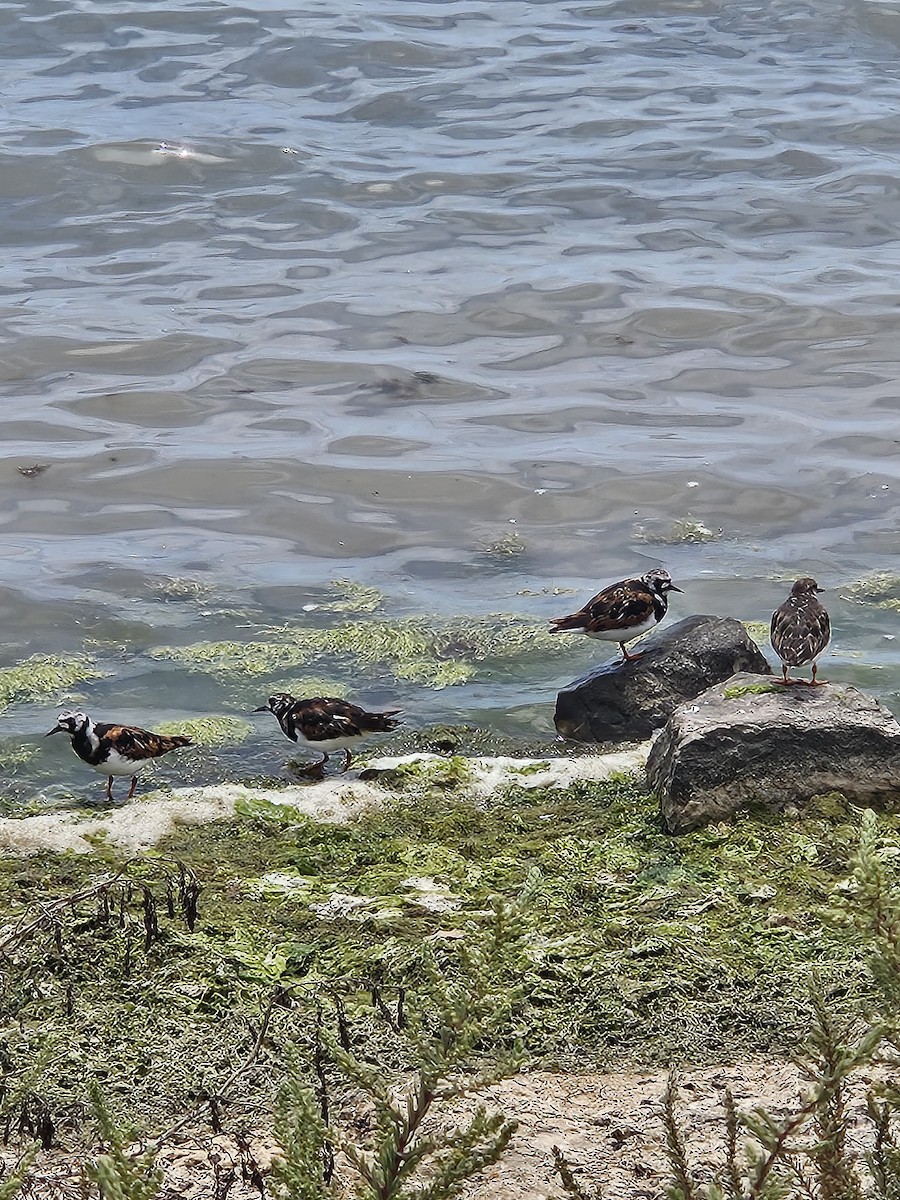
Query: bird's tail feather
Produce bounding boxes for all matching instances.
[160,735,193,751]
[548,613,586,633]
[368,710,403,732]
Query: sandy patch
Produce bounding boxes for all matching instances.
[0,748,650,854]
[2,1059,877,1200]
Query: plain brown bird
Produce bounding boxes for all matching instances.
[770,577,831,686]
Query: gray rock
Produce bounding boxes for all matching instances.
[554,614,771,745]
[648,673,900,833]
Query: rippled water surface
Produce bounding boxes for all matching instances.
[2,0,899,796]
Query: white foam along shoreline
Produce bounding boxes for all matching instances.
[0,747,650,855]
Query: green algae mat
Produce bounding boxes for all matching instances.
[0,762,887,1136]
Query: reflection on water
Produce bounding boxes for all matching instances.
[0,0,898,797]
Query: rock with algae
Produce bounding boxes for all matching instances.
[555,615,771,744]
[648,672,900,833]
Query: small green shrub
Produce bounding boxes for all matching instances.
[86,1081,162,1200]
[271,877,535,1199]
[553,809,900,1200]
[0,1145,37,1200]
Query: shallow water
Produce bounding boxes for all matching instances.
[1,0,898,799]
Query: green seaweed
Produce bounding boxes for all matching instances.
[154,715,254,747]
[367,755,473,791]
[280,677,350,699]
[324,579,384,613]
[0,654,103,712]
[0,743,39,769]
[742,621,771,645]
[148,612,579,691]
[477,532,527,557]
[843,572,900,612]
[151,576,213,602]
[635,515,720,545]
[148,637,318,677]
[723,682,781,699]
[375,723,560,760]
[324,619,471,685]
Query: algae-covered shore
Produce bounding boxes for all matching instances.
[0,581,898,1195]
[0,747,888,1161]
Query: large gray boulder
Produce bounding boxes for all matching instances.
[648,673,900,833]
[554,615,771,745]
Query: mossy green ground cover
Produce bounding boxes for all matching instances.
[0,573,895,1144]
[0,765,886,1138]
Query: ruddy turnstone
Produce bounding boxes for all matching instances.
[46,712,192,801]
[770,577,831,686]
[548,568,682,661]
[254,694,402,775]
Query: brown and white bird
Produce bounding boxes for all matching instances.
[46,712,192,801]
[254,694,402,774]
[770,577,831,686]
[548,568,682,661]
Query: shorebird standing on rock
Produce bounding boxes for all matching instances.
[548,568,683,662]
[770,577,831,686]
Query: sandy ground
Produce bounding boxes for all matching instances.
[0,748,650,854]
[4,1058,879,1199]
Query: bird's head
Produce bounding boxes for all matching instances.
[253,693,296,716]
[46,711,91,738]
[642,568,683,595]
[791,577,823,596]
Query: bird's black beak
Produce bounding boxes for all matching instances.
[253,705,269,713]
[816,586,825,593]
[45,726,64,737]
[669,584,684,593]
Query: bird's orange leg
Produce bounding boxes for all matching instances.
[127,776,138,799]
[620,643,643,662]
[106,776,115,801]
[342,749,353,772]
[300,754,328,778]
[807,663,827,687]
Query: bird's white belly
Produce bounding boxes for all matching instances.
[90,750,150,777]
[584,615,658,642]
[296,734,363,753]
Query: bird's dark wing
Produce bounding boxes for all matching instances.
[295,699,403,741]
[550,581,653,634]
[293,700,366,742]
[96,723,192,760]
